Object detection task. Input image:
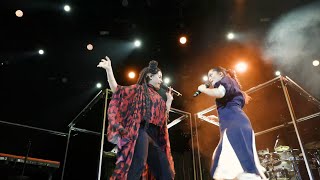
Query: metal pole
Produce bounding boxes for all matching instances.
[97,90,110,180]
[194,114,203,180]
[190,114,197,180]
[71,127,101,136]
[285,76,320,107]
[0,120,67,137]
[254,112,320,136]
[280,76,314,179]
[61,127,72,180]
[68,90,105,128]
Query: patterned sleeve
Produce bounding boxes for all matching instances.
[107,84,139,144]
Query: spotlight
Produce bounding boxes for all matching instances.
[15,10,23,17]
[64,5,71,12]
[202,75,208,82]
[96,83,102,88]
[128,72,136,79]
[38,49,44,55]
[313,60,319,67]
[87,44,93,50]
[164,77,170,84]
[227,32,235,40]
[235,62,247,73]
[179,36,187,44]
[134,40,141,47]
[275,71,281,76]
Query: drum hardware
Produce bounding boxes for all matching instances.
[307,148,320,178]
[259,146,303,180]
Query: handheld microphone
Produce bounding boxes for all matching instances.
[193,83,210,97]
[160,84,182,96]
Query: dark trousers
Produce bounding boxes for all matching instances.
[127,128,174,180]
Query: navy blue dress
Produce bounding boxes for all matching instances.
[210,76,262,179]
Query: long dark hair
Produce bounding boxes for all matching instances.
[210,66,251,104]
[137,60,161,125]
[211,67,242,88]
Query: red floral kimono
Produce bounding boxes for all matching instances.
[107,84,175,180]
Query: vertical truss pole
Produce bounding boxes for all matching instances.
[194,114,203,180]
[280,76,314,180]
[97,90,110,180]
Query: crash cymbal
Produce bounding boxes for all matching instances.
[275,145,290,152]
[305,141,320,150]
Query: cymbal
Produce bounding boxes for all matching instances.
[305,141,320,150]
[275,145,290,152]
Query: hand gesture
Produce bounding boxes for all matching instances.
[166,86,174,102]
[97,56,112,71]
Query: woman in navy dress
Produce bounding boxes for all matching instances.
[197,67,266,180]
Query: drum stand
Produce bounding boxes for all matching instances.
[291,154,302,180]
[269,154,278,180]
[313,151,320,178]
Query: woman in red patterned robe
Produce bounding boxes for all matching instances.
[97,56,175,180]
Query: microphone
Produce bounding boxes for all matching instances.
[160,84,182,96]
[193,83,210,97]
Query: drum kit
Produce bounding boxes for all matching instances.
[305,141,320,173]
[258,141,320,180]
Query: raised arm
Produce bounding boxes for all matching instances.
[197,84,226,98]
[97,56,118,92]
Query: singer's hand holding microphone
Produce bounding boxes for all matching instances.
[161,84,182,97]
[165,86,174,101]
[193,83,210,97]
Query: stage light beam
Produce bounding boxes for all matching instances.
[313,60,319,67]
[38,49,44,55]
[96,83,102,88]
[227,32,235,40]
[203,75,208,82]
[179,36,187,44]
[128,72,136,79]
[235,62,248,73]
[64,5,71,12]
[164,77,170,84]
[15,10,23,17]
[134,40,141,47]
[87,44,93,50]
